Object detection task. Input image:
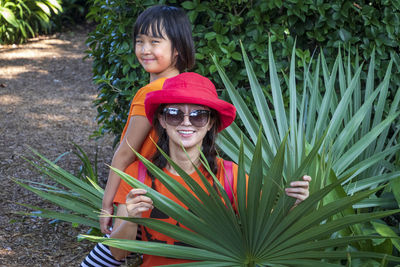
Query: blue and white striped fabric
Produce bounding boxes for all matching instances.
[80,230,142,267]
[80,242,125,267]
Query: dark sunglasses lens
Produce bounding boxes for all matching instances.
[189,110,210,127]
[165,108,184,126]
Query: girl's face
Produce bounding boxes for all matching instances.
[135,28,179,81]
[159,104,214,151]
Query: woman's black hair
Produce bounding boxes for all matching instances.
[149,106,220,179]
[133,5,195,72]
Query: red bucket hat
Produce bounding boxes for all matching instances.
[145,72,236,132]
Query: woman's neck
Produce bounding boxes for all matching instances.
[166,145,201,175]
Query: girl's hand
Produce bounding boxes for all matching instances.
[285,175,311,207]
[125,188,154,217]
[100,205,113,234]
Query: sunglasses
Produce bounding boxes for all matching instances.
[163,107,211,127]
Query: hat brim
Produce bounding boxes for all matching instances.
[145,90,236,132]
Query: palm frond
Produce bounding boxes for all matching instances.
[14,146,103,230]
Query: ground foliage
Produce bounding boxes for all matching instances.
[85,0,400,145]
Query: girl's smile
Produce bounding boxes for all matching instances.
[135,31,179,81]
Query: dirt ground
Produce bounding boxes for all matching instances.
[0,25,115,266]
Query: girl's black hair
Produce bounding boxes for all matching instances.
[149,106,220,179]
[133,5,195,72]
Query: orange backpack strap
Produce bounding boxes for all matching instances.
[223,160,234,204]
[138,161,146,183]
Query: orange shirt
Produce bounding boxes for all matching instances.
[113,158,238,267]
[120,77,166,160]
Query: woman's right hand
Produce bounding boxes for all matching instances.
[125,188,154,217]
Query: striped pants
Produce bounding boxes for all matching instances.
[80,232,141,267]
[80,242,126,267]
[80,227,142,267]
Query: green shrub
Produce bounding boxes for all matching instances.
[52,0,90,30]
[86,0,400,145]
[85,0,144,146]
[0,0,63,44]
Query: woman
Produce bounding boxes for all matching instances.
[110,72,311,266]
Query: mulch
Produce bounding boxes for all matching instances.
[0,25,116,266]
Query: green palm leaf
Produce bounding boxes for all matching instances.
[82,136,400,265]
[16,203,99,228]
[14,146,103,230]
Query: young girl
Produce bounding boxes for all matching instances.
[108,72,311,266]
[80,5,194,267]
[100,5,195,235]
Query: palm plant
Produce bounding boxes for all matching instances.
[216,40,400,254]
[14,145,103,232]
[82,43,400,266]
[218,41,400,189]
[82,139,399,266]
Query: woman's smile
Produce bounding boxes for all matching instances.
[177,129,195,137]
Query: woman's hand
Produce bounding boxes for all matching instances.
[125,188,154,217]
[109,189,151,260]
[285,175,311,207]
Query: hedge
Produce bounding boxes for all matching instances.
[85,0,400,145]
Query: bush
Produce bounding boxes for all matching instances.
[86,0,400,145]
[0,0,63,44]
[52,0,90,30]
[0,0,91,44]
[85,0,144,146]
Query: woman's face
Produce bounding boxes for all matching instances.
[158,104,214,150]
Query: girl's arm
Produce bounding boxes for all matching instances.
[101,115,152,234]
[109,189,153,260]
